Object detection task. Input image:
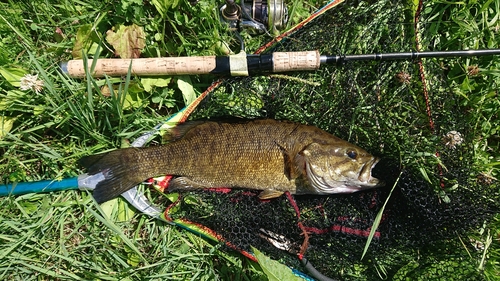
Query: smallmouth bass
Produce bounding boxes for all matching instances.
[80,119,383,203]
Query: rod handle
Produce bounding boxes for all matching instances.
[61,51,321,78]
[62,56,218,78]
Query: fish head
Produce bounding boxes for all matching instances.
[299,142,383,194]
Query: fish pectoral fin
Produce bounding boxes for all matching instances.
[275,141,301,180]
[168,177,207,191]
[293,149,308,178]
[258,190,284,200]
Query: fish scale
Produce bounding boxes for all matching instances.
[80,119,382,203]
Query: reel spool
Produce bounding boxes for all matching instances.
[220,0,288,35]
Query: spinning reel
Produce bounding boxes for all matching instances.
[220,0,288,36]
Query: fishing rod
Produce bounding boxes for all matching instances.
[61,49,500,78]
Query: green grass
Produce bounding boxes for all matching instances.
[0,0,499,280]
[0,0,325,279]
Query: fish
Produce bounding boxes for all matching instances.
[79,119,383,204]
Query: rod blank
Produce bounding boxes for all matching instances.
[321,49,500,63]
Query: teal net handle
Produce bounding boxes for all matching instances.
[0,174,163,218]
[0,177,79,196]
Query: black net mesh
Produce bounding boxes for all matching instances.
[153,0,499,279]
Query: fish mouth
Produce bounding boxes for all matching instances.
[306,157,384,194]
[358,157,383,187]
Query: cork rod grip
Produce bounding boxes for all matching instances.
[65,56,218,78]
[271,50,321,72]
[62,51,322,78]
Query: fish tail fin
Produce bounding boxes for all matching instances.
[79,148,142,204]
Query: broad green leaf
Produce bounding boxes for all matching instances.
[123,92,143,109]
[183,195,199,205]
[151,0,180,18]
[106,24,146,59]
[127,251,141,267]
[251,246,305,281]
[0,90,25,110]
[0,67,28,87]
[72,24,100,59]
[122,82,145,109]
[121,0,142,10]
[177,75,197,105]
[98,198,117,219]
[151,88,176,107]
[164,192,179,202]
[0,116,16,138]
[213,41,232,55]
[99,197,135,223]
[33,105,45,116]
[117,197,135,222]
[141,77,171,92]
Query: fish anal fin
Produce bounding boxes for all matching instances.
[168,177,208,191]
[258,190,284,200]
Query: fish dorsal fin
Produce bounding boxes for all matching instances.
[163,121,206,142]
[258,190,284,199]
[163,118,252,142]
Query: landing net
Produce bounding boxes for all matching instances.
[152,0,499,279]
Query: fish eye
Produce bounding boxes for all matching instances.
[347,150,357,159]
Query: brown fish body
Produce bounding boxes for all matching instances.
[80,119,382,203]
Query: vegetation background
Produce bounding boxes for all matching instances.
[0,0,498,280]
